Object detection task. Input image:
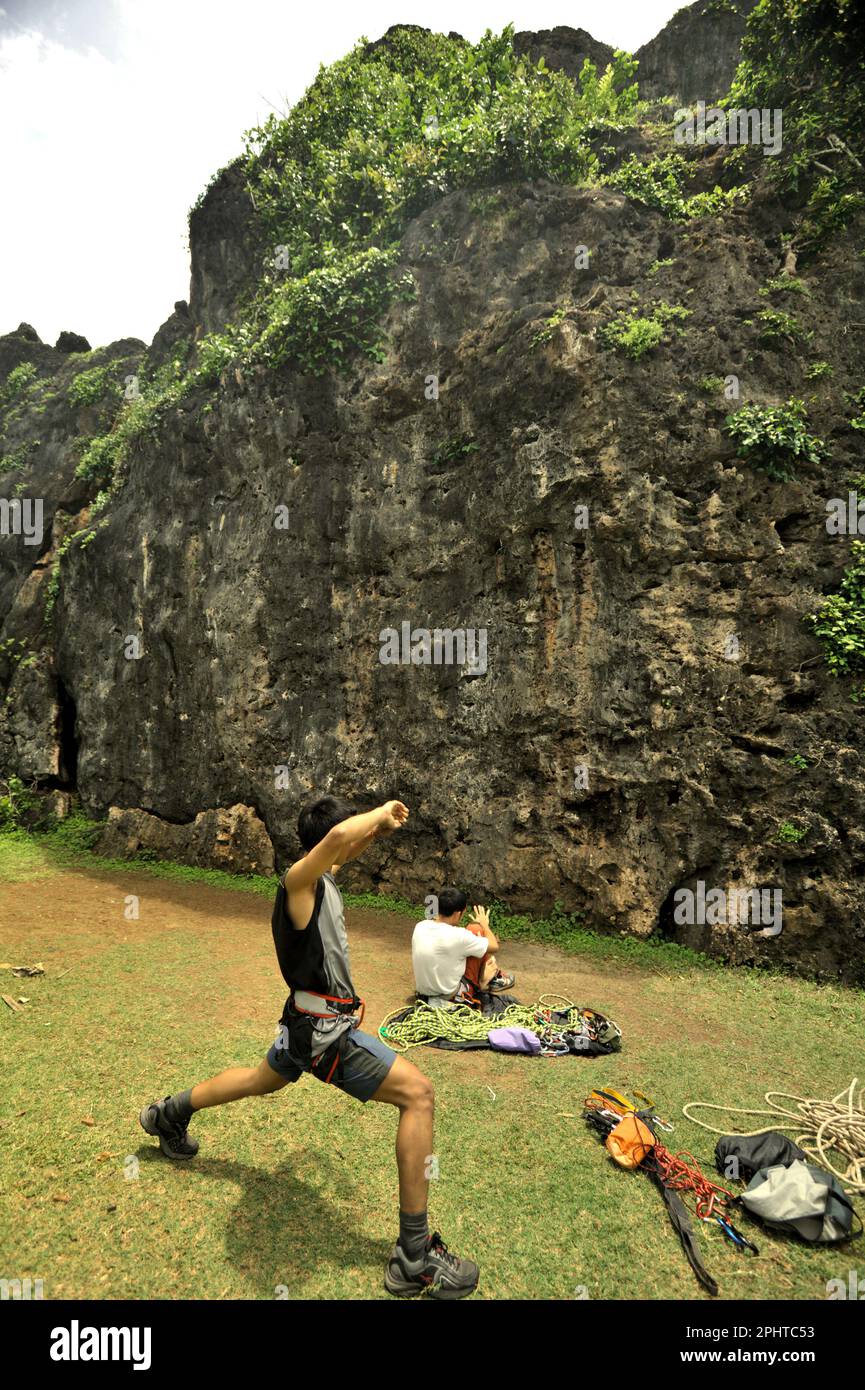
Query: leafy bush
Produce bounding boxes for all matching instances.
[759,275,811,297]
[430,434,478,466]
[729,1,865,255]
[576,52,639,126]
[244,27,634,261]
[724,398,827,481]
[43,516,107,621]
[796,179,865,256]
[0,361,38,409]
[200,247,414,377]
[531,305,568,346]
[0,776,42,831]
[845,387,865,431]
[605,153,747,221]
[75,432,120,486]
[68,365,122,408]
[808,539,865,680]
[777,820,807,844]
[75,386,186,489]
[0,637,35,674]
[0,440,38,474]
[755,307,811,347]
[599,301,690,359]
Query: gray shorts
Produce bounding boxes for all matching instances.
[266,1024,397,1103]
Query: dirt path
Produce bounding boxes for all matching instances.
[0,863,717,1045]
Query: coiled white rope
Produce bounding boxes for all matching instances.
[683,1079,865,1194]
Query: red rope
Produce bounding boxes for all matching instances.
[651,1143,736,1219]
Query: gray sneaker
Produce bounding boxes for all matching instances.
[384,1232,479,1300]
[139,1097,199,1160]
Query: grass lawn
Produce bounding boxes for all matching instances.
[1,829,863,1301]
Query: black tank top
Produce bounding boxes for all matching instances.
[271,871,357,1060]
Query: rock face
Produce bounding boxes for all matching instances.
[635,0,760,103]
[2,4,864,985]
[515,1,759,102]
[55,332,92,355]
[513,26,616,80]
[95,804,275,875]
[188,163,264,339]
[0,327,145,786]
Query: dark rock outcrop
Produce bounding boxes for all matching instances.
[513,26,615,78]
[0,332,146,781]
[188,162,264,339]
[55,331,92,354]
[635,0,760,103]
[148,300,192,371]
[515,1,759,102]
[95,803,275,875]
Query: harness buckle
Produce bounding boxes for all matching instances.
[291,989,364,1023]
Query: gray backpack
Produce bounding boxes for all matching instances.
[715,1132,862,1245]
[740,1160,862,1244]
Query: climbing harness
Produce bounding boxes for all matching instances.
[292,989,366,1027]
[683,1079,865,1194]
[379,994,621,1054]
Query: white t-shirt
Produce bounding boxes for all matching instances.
[412,919,488,1000]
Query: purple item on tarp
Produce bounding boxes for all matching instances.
[488,1026,541,1054]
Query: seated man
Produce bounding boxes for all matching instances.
[412,887,515,1008]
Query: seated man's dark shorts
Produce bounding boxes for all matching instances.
[266,1022,397,1103]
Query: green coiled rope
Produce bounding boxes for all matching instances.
[378,994,618,1052]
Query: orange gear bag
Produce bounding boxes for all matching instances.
[605,1113,656,1169]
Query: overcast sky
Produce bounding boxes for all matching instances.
[0,0,684,350]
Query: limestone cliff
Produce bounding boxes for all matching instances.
[2,1,863,983]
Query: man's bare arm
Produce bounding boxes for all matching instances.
[331,827,379,874]
[285,801,409,894]
[466,903,499,952]
[332,806,408,873]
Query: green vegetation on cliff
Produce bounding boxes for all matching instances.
[808,540,865,691]
[197,28,640,377]
[724,398,827,481]
[728,0,865,254]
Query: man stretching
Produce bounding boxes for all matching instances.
[139,796,479,1300]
